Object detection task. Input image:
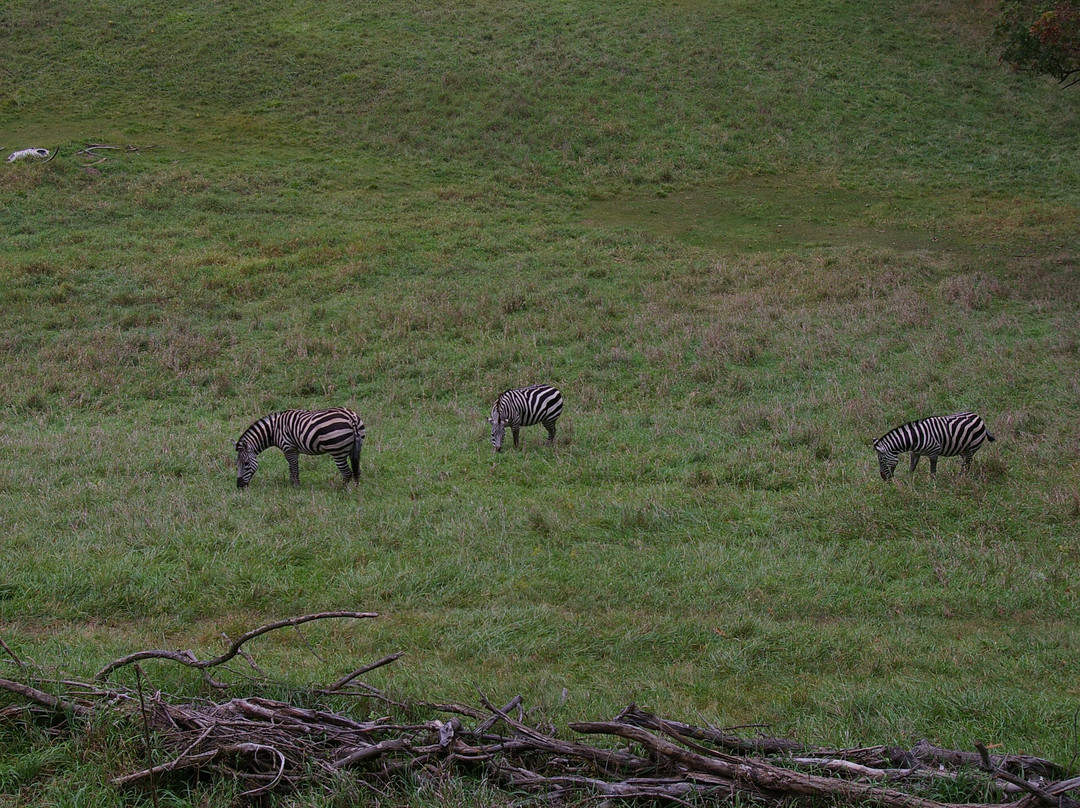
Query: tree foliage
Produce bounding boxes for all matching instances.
[995,1,1080,86]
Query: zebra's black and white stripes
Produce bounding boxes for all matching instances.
[873,411,994,481]
[235,408,366,488]
[488,384,564,452]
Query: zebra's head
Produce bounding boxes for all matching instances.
[235,441,259,488]
[874,440,898,481]
[487,415,508,452]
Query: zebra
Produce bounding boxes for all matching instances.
[487,384,564,452]
[873,411,994,481]
[235,408,365,488]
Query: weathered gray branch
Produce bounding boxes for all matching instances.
[94,611,377,681]
[0,676,92,717]
[570,719,1031,808]
[918,738,1061,778]
[322,651,403,692]
[0,637,24,667]
[617,702,807,755]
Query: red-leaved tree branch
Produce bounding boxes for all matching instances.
[995,0,1080,86]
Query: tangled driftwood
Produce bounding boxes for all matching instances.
[2,613,1078,806]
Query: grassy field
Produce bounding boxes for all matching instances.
[2,0,1080,804]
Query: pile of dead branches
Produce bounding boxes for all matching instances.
[2,613,1078,807]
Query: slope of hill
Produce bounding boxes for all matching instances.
[1,1,1078,804]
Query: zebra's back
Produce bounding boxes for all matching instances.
[284,408,365,455]
[875,411,991,456]
[493,384,564,426]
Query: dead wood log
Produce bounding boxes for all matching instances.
[570,719,1036,808]
[478,692,655,774]
[0,676,93,717]
[915,738,1062,779]
[621,706,1065,789]
[788,756,1032,794]
[975,741,1062,806]
[617,702,809,756]
[334,737,415,769]
[1048,776,1080,796]
[792,756,916,779]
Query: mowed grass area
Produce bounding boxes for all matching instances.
[2,0,1080,803]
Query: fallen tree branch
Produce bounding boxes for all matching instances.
[976,741,1059,806]
[112,749,220,787]
[792,756,907,779]
[1048,775,1080,795]
[919,738,1061,779]
[76,143,156,156]
[95,611,378,681]
[617,702,808,756]
[0,637,24,667]
[0,676,93,717]
[321,651,403,693]
[570,718,1027,808]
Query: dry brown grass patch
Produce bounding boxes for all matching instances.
[939,272,1005,311]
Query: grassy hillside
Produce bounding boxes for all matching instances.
[2,0,1079,804]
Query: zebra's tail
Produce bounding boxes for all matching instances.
[350,419,364,480]
[987,432,995,442]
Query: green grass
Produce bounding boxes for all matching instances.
[2,0,1080,804]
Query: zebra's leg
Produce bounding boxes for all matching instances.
[332,454,352,483]
[544,421,557,445]
[929,455,939,475]
[286,451,301,486]
[910,453,920,473]
[512,427,521,449]
[961,450,974,474]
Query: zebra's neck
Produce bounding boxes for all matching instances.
[238,414,278,454]
[879,421,922,452]
[883,431,911,451]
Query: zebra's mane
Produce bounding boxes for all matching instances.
[237,413,279,451]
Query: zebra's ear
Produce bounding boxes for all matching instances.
[485,417,493,425]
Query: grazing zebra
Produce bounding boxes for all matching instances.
[488,384,564,452]
[873,411,994,481]
[235,408,365,488]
